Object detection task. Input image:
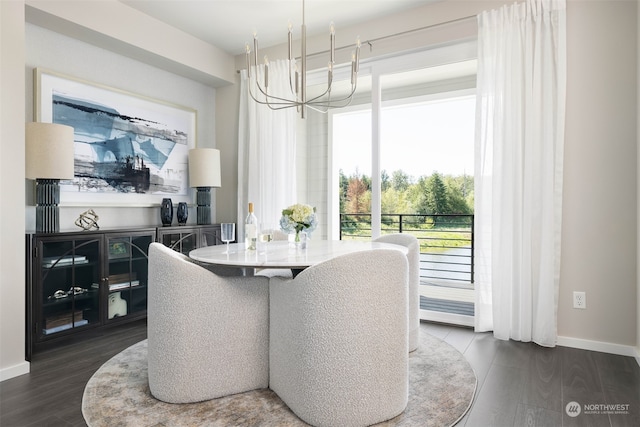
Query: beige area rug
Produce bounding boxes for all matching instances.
[82,332,476,427]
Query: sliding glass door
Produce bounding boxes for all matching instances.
[329,44,477,239]
[327,43,478,325]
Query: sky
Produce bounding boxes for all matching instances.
[333,95,476,181]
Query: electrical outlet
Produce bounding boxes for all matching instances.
[573,291,586,309]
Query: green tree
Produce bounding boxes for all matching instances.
[381,188,413,227]
[444,175,474,214]
[361,173,372,191]
[338,169,350,213]
[420,172,449,215]
[391,170,411,192]
[381,170,390,192]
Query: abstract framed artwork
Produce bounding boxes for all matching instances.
[35,68,196,206]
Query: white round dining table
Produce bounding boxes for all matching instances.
[189,239,407,270]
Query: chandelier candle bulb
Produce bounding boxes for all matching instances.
[301,21,307,118]
[245,43,251,77]
[330,22,335,63]
[288,23,293,61]
[351,52,356,85]
[253,35,258,69]
[245,0,359,118]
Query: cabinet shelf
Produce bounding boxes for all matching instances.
[43,290,97,308]
[41,260,96,270]
[107,256,148,264]
[42,258,89,268]
[43,319,90,335]
[108,281,146,292]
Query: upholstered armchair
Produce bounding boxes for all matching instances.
[374,233,420,352]
[269,249,409,426]
[147,242,269,403]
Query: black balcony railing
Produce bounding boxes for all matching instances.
[339,213,474,284]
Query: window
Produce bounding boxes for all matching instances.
[316,44,478,325]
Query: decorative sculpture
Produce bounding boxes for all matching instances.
[75,209,100,231]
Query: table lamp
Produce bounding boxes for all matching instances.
[26,122,75,233]
[188,148,221,225]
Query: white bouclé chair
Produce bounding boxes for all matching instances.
[269,249,409,427]
[374,233,421,352]
[147,243,269,403]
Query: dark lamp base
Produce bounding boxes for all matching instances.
[196,187,212,225]
[35,179,61,233]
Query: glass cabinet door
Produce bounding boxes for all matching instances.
[159,228,198,254]
[38,237,101,338]
[105,233,153,322]
[200,225,222,247]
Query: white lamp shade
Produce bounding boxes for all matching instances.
[189,148,221,188]
[25,122,75,180]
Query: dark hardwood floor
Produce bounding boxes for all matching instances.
[424,322,640,427]
[1,320,638,426]
[0,320,147,427]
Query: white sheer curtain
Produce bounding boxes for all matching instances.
[474,0,566,346]
[238,60,297,238]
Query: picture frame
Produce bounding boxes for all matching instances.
[107,240,130,259]
[34,68,197,207]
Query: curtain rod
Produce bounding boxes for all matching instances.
[236,13,477,72]
[306,14,477,59]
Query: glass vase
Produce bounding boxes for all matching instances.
[160,198,173,226]
[294,230,307,249]
[176,202,188,225]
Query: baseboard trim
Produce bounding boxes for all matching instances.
[420,309,474,327]
[557,336,638,358]
[0,361,30,382]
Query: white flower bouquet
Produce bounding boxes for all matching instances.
[280,203,317,241]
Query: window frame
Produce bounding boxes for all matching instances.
[325,41,478,239]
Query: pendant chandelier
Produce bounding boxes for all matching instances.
[245,0,361,118]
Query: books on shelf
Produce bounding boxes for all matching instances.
[108,272,137,283]
[43,319,89,335]
[42,255,88,268]
[109,280,140,291]
[44,311,88,335]
[45,311,84,328]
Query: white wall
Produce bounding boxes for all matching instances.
[25,0,235,87]
[25,24,218,231]
[0,0,29,381]
[215,79,241,223]
[557,0,637,353]
[637,0,640,362]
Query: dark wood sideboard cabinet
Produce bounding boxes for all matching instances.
[26,224,223,359]
[156,224,222,255]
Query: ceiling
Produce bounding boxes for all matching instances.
[120,0,439,55]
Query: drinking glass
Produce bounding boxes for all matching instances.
[259,223,274,244]
[220,223,235,253]
[259,223,274,253]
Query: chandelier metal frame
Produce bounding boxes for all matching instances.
[245,0,361,118]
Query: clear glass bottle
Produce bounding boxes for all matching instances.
[245,202,258,251]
